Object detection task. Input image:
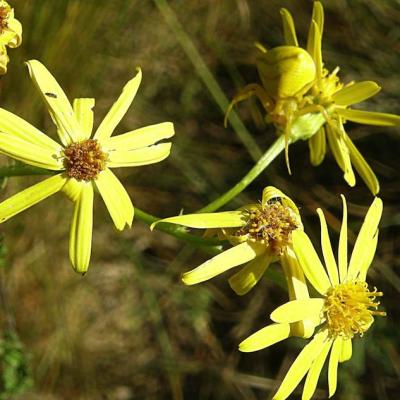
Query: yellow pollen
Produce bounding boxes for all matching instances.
[0,4,10,31]
[234,201,299,254]
[324,281,386,339]
[63,139,108,181]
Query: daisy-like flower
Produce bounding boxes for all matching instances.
[0,60,174,273]
[0,0,22,74]
[239,196,385,400]
[152,187,312,301]
[227,1,400,194]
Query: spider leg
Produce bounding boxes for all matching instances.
[224,84,273,127]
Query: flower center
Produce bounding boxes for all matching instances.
[324,281,386,339]
[0,3,10,31]
[234,202,299,254]
[63,139,108,181]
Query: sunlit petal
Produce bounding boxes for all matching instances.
[95,168,134,231]
[25,60,81,146]
[69,182,94,274]
[339,338,352,362]
[347,197,382,279]
[273,329,328,400]
[239,323,291,352]
[73,98,95,140]
[270,299,324,324]
[280,8,298,46]
[328,337,341,398]
[107,143,172,168]
[292,230,331,295]
[0,174,66,223]
[102,122,175,151]
[333,81,381,106]
[94,68,142,141]
[0,131,62,170]
[228,253,273,295]
[338,195,348,283]
[182,242,264,285]
[317,208,339,285]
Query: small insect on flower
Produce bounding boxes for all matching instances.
[0,60,175,274]
[226,1,400,193]
[0,0,22,74]
[239,195,385,400]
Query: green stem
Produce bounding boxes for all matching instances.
[153,0,262,161]
[198,135,286,213]
[0,165,53,177]
[134,208,222,253]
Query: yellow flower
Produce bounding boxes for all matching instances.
[0,0,22,74]
[152,187,313,309]
[0,60,174,273]
[227,1,400,194]
[239,196,385,400]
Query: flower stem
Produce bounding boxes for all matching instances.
[134,208,222,254]
[0,164,53,177]
[153,0,262,161]
[198,135,286,213]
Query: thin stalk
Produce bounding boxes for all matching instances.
[134,208,221,253]
[153,0,262,161]
[198,135,285,212]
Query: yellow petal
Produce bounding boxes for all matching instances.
[0,174,66,223]
[0,46,9,75]
[228,253,273,296]
[102,122,175,151]
[336,108,400,126]
[182,241,264,285]
[262,186,299,216]
[292,230,331,295]
[302,340,332,400]
[6,18,22,48]
[326,124,356,187]
[0,131,63,170]
[308,127,326,166]
[94,68,142,141]
[338,195,348,283]
[347,197,382,279]
[270,299,324,324]
[62,177,82,202]
[107,143,172,168]
[282,247,316,339]
[328,337,342,398]
[317,209,339,285]
[73,98,95,140]
[151,211,246,230]
[239,323,291,352]
[307,20,322,79]
[280,8,298,46]
[332,81,381,106]
[339,338,352,362]
[273,329,329,400]
[95,168,134,231]
[0,107,62,152]
[69,182,94,274]
[311,1,324,35]
[25,60,82,146]
[358,230,378,281]
[344,133,380,195]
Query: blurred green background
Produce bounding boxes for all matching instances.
[0,0,399,399]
